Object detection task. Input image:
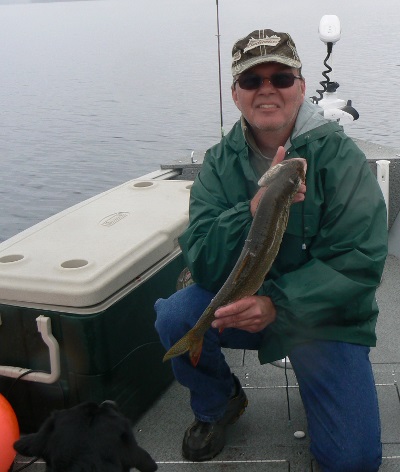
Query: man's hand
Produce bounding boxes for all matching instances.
[250,146,306,216]
[211,295,276,333]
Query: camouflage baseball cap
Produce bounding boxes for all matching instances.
[232,29,302,76]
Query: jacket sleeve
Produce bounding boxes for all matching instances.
[178,151,254,292]
[263,135,388,334]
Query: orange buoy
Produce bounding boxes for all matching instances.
[0,394,20,472]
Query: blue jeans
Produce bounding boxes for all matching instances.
[155,284,382,472]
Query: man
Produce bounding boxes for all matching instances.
[155,29,387,471]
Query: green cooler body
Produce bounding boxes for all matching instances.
[0,179,190,432]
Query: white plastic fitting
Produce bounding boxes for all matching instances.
[376,160,390,225]
[0,315,61,384]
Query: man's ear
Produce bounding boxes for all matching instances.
[299,76,306,99]
[231,83,240,109]
[14,412,57,458]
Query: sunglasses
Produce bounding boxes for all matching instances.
[234,72,302,90]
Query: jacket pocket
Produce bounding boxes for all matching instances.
[286,205,320,240]
[273,206,321,273]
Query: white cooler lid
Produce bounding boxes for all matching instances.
[0,179,191,308]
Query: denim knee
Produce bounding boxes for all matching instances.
[154,295,185,348]
[290,341,382,472]
[154,284,215,349]
[314,449,382,472]
[311,416,382,472]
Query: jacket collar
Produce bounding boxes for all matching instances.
[288,99,342,149]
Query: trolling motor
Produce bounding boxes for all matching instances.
[311,15,359,124]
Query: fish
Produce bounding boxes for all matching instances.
[163,157,307,367]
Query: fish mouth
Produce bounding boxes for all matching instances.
[301,161,307,183]
[291,157,307,183]
[299,159,307,183]
[300,158,307,176]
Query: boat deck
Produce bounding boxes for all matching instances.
[13,254,400,472]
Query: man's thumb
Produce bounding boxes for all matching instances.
[270,146,286,167]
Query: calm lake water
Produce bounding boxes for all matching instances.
[1,0,400,242]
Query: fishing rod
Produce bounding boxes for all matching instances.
[216,0,224,137]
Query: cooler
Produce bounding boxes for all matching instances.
[0,179,191,432]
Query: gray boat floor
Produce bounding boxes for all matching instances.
[13,255,400,471]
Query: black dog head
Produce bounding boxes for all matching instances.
[14,401,157,472]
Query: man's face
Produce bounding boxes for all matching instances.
[232,62,306,135]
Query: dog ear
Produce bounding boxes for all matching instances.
[118,421,157,472]
[13,411,57,458]
[130,444,158,472]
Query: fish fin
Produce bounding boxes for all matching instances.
[163,329,204,368]
[163,336,190,363]
[233,251,251,285]
[189,336,203,367]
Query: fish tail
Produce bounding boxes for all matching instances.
[163,329,204,367]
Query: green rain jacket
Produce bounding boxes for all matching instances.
[179,100,388,364]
